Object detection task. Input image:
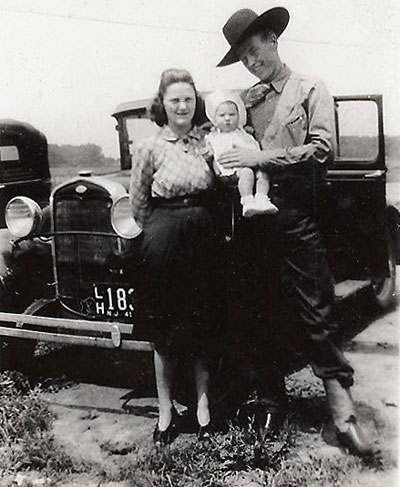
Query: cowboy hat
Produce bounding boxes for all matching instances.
[217,7,289,67]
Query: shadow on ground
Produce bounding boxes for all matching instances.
[23,287,395,408]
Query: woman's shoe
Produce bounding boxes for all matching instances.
[153,419,178,446]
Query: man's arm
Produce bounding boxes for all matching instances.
[219,79,336,171]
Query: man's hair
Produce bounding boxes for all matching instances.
[255,28,278,44]
[150,68,205,127]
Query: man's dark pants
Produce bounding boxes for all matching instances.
[225,177,354,412]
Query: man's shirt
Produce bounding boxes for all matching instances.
[243,65,337,174]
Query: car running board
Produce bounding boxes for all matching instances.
[334,279,371,301]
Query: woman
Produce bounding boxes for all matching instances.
[129,68,220,445]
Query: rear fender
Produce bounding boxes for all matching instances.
[386,205,400,264]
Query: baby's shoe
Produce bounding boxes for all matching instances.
[241,195,257,218]
[254,193,278,215]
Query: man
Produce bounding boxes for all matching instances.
[217,7,372,456]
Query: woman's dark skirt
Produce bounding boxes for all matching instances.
[141,203,222,355]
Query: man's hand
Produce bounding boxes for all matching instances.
[218,148,264,169]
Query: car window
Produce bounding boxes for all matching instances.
[335,100,379,163]
[0,145,19,162]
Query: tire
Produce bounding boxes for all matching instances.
[371,233,397,310]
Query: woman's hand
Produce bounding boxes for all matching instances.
[212,160,222,176]
[218,148,264,169]
[199,141,214,164]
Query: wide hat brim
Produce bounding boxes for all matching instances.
[217,7,289,67]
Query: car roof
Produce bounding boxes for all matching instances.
[0,119,47,146]
[112,100,151,119]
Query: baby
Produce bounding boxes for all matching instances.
[205,90,278,217]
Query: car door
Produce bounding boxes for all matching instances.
[319,95,389,284]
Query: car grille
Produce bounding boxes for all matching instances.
[53,181,119,317]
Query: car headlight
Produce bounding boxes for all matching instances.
[111,194,142,239]
[5,196,42,238]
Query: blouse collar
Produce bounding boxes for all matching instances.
[161,124,203,142]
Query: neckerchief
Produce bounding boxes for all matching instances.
[244,82,272,108]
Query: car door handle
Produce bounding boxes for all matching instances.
[364,170,385,178]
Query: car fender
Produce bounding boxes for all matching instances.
[386,181,400,264]
[0,228,13,276]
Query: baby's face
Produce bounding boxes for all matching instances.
[214,101,239,133]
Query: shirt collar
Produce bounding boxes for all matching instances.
[161,125,202,142]
[269,64,291,93]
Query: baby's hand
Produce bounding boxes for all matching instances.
[244,125,255,135]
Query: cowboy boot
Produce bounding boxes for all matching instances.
[324,379,373,457]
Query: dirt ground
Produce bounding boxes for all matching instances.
[23,286,396,487]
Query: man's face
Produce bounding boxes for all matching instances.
[237,32,280,82]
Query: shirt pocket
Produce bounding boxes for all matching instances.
[284,104,308,146]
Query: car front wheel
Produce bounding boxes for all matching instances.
[0,338,36,373]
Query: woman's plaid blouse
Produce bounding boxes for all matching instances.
[129,125,214,227]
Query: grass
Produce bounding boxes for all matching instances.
[109,414,393,487]
[0,368,396,487]
[115,423,295,487]
[0,371,86,485]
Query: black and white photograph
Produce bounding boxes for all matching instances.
[0,1,398,485]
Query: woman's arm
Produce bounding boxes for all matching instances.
[129,143,154,228]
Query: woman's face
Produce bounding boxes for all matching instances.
[163,82,196,133]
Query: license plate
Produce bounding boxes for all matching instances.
[92,284,135,319]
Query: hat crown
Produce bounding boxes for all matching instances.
[222,9,259,46]
[218,7,289,67]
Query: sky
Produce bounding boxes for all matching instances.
[0,0,399,158]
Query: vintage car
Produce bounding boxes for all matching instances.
[0,95,398,371]
[0,120,51,228]
[0,120,52,289]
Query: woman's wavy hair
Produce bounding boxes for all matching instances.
[150,69,206,127]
